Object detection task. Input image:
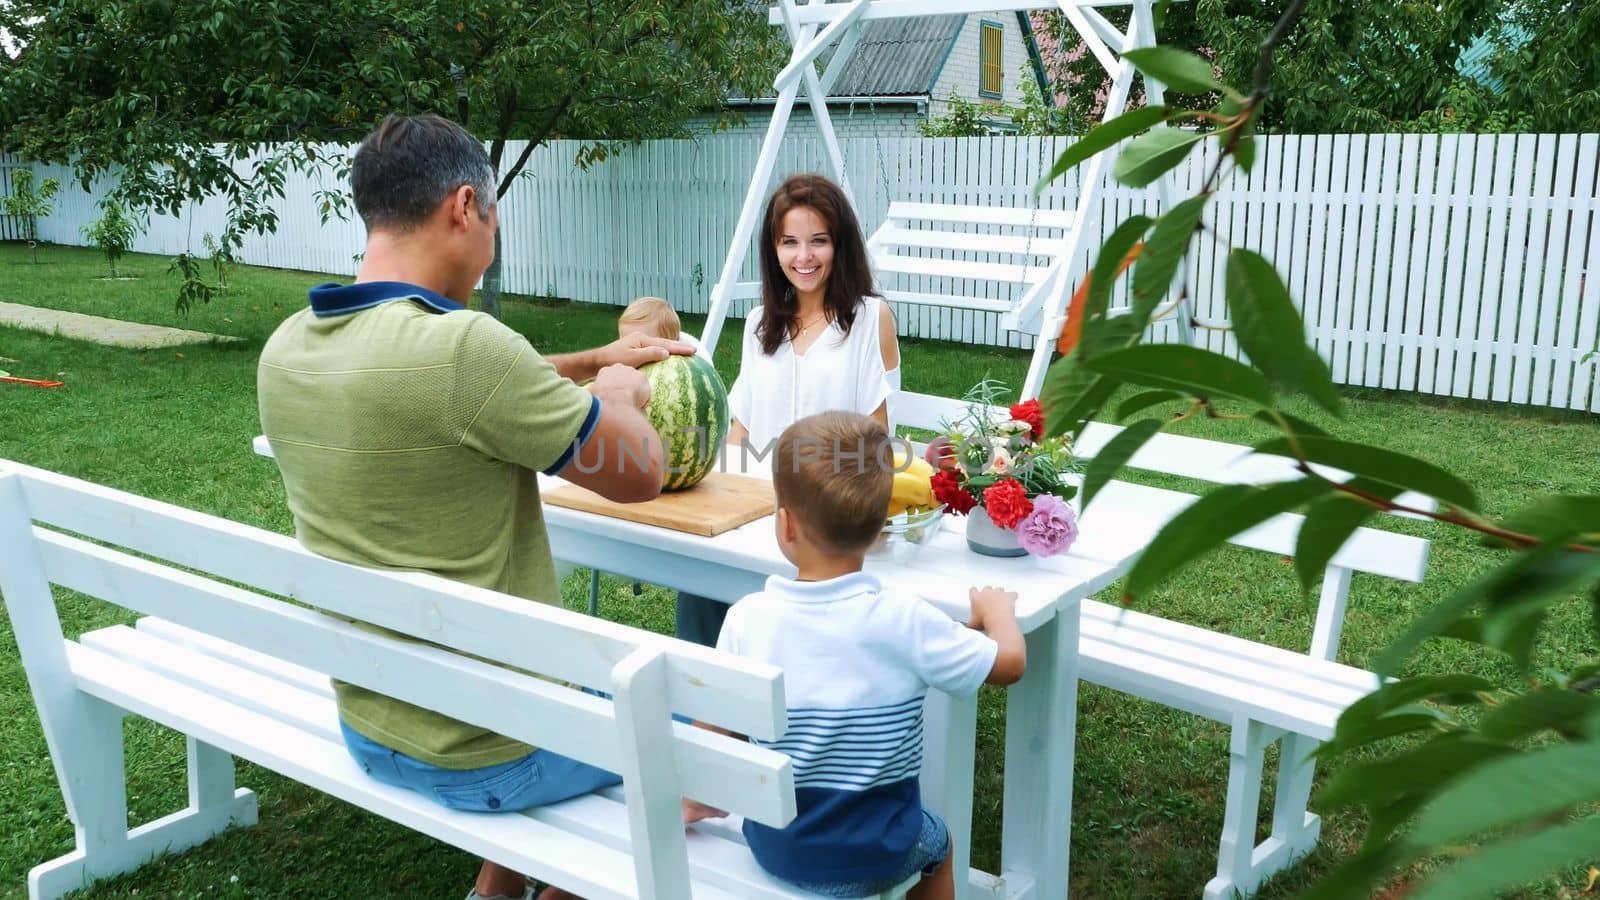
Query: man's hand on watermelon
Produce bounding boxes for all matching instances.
[591,363,652,411]
[550,334,695,383]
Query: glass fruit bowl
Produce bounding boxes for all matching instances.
[867,505,947,562]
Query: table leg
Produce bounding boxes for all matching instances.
[1002,606,1080,899]
[921,689,977,900]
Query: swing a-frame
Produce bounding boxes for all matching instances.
[700,0,1188,418]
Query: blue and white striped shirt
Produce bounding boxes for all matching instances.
[717,572,997,883]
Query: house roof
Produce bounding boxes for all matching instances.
[816,17,965,98]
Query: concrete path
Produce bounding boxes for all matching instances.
[0,302,242,350]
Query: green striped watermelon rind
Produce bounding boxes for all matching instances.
[642,354,729,491]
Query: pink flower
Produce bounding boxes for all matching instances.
[1016,494,1079,557]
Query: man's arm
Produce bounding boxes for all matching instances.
[556,364,665,503]
[549,334,696,383]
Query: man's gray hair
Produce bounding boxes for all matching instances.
[351,114,496,232]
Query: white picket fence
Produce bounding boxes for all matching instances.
[14,134,1600,412]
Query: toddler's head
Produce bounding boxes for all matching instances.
[618,297,681,341]
[772,411,893,562]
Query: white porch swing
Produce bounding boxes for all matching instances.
[697,0,1191,431]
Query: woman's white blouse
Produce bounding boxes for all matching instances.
[726,299,898,449]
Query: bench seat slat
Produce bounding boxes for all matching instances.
[79,624,827,900]
[873,252,1053,285]
[1081,600,1379,694]
[15,462,787,742]
[874,226,1070,257]
[64,641,676,900]
[884,201,1078,230]
[137,617,334,699]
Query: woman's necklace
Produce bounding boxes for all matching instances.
[794,311,828,337]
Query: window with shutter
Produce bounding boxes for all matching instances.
[979,21,1003,99]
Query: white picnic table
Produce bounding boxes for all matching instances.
[252,435,1179,899]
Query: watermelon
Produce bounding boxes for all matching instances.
[641,353,729,491]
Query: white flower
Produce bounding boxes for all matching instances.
[995,419,1033,435]
[987,446,1013,474]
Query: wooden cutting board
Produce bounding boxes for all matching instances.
[544,472,775,537]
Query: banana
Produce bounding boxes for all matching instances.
[887,451,936,517]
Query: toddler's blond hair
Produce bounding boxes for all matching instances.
[618,297,680,341]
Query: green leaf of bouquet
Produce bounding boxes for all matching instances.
[1293,481,1397,591]
[1121,47,1223,95]
[1082,418,1163,510]
[1478,687,1600,743]
[1227,249,1344,416]
[1131,195,1209,323]
[1117,389,1185,421]
[1123,479,1330,600]
[1409,740,1600,849]
[1113,127,1204,188]
[1251,436,1476,511]
[1035,105,1170,191]
[1087,344,1274,407]
[1410,815,1600,900]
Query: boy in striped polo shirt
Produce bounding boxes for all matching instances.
[684,411,1026,899]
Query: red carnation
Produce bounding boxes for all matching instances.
[931,469,976,515]
[1009,399,1045,442]
[982,478,1034,529]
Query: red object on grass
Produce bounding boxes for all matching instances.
[0,375,64,388]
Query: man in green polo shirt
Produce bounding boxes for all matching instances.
[258,114,686,900]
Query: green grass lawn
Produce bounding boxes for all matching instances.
[2,243,1598,899]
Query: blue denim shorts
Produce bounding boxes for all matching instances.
[785,808,950,898]
[340,720,621,812]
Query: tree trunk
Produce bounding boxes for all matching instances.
[480,227,504,320]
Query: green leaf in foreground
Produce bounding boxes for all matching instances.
[1131,195,1209,321]
[1121,47,1224,95]
[1087,344,1274,407]
[1123,479,1330,600]
[1227,249,1343,415]
[1113,127,1205,188]
[1036,105,1170,191]
[1409,815,1600,900]
[1252,436,1477,511]
[1081,418,1163,510]
[1293,480,1396,591]
[1408,740,1600,848]
[1116,389,1185,421]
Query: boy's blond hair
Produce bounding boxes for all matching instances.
[618,297,681,341]
[773,412,893,556]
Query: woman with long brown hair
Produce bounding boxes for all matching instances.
[724,173,901,449]
[677,173,901,648]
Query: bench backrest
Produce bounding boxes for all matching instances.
[0,461,795,900]
[893,393,1431,661]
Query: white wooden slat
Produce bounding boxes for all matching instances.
[881,289,1012,313]
[1433,136,1477,395]
[1454,137,1496,397]
[872,225,1070,257]
[1500,133,1541,404]
[1514,135,1558,404]
[1475,134,1518,401]
[16,466,786,742]
[1360,134,1398,389]
[94,621,812,900]
[137,617,334,698]
[1569,135,1600,412]
[873,251,1052,285]
[63,643,660,900]
[885,200,1077,229]
[1080,607,1374,706]
[1395,134,1431,392]
[1533,135,1579,406]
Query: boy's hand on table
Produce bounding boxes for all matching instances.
[967,585,1018,630]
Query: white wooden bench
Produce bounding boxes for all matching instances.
[895,393,1431,899]
[0,461,920,900]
